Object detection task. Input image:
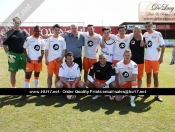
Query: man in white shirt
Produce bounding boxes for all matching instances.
[115,49,138,107]
[56,52,85,88]
[100,26,116,63]
[45,24,66,89]
[21,25,45,100]
[80,24,102,82]
[142,22,165,102]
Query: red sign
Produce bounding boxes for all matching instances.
[0,26,118,45]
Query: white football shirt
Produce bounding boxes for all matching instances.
[113,34,133,61]
[45,35,66,62]
[59,62,81,82]
[23,35,45,60]
[81,32,101,59]
[115,60,138,84]
[100,38,116,62]
[143,31,165,60]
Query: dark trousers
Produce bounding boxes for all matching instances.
[74,57,82,72]
[65,57,82,72]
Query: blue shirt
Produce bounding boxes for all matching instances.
[61,32,84,58]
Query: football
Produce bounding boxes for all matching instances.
[66,95,76,100]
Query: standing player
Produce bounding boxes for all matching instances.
[80,24,102,82]
[143,22,165,102]
[170,44,175,65]
[130,26,144,88]
[86,54,116,100]
[45,24,66,89]
[3,17,27,93]
[56,52,85,88]
[112,25,135,65]
[100,26,116,63]
[21,25,45,100]
[115,49,138,107]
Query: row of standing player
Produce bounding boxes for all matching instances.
[2,17,165,103]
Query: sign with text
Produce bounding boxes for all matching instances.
[139,1,175,22]
[127,24,156,30]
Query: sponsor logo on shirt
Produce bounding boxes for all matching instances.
[147,40,152,47]
[53,44,59,50]
[131,40,135,44]
[12,35,20,38]
[128,67,133,70]
[119,43,126,49]
[34,45,40,51]
[152,36,157,39]
[122,71,129,78]
[87,40,94,47]
[124,39,129,42]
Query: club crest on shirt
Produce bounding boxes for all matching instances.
[111,64,115,69]
[131,40,135,44]
[134,65,137,68]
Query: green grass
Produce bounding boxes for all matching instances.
[0,47,175,132]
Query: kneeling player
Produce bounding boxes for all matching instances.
[86,54,116,100]
[56,52,85,88]
[115,49,138,107]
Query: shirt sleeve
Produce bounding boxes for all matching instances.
[60,33,66,38]
[63,38,66,50]
[157,32,165,46]
[128,33,134,41]
[58,65,64,77]
[41,39,45,50]
[79,32,87,37]
[132,63,138,75]
[89,64,95,76]
[81,35,85,46]
[76,65,81,77]
[110,63,116,76]
[45,38,50,50]
[115,63,119,73]
[23,37,29,48]
[98,35,102,45]
[3,32,10,45]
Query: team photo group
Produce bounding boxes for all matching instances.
[2,17,165,106]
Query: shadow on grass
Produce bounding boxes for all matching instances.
[0,95,156,115]
[72,95,156,115]
[0,95,66,108]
